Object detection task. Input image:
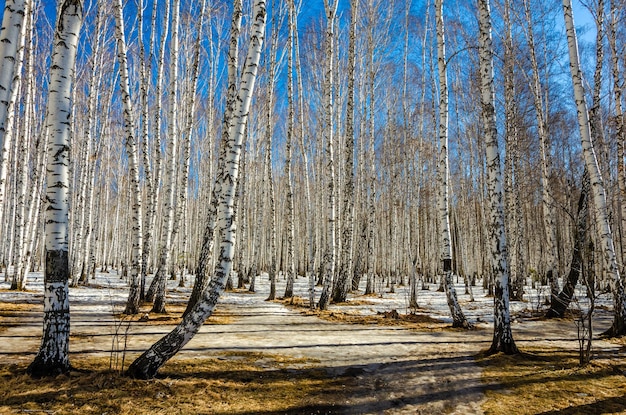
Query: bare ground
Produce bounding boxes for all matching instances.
[0,279,624,414]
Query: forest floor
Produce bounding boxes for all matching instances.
[0,272,625,414]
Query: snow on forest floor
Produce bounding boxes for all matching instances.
[0,270,625,414]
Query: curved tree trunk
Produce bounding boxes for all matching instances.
[184,0,242,317]
[127,0,266,379]
[546,169,589,318]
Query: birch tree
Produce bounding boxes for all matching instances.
[184,0,241,315]
[113,0,143,315]
[332,0,358,304]
[478,0,518,354]
[563,0,626,336]
[282,0,297,299]
[0,0,28,236]
[608,0,626,272]
[435,0,471,329]
[27,0,83,377]
[317,0,340,310]
[127,0,266,379]
[152,0,181,314]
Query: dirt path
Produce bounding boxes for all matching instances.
[0,279,622,414]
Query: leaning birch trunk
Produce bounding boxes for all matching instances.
[332,0,358,304]
[478,0,518,354]
[183,0,242,315]
[563,0,626,336]
[0,0,27,231]
[546,169,589,318]
[113,0,143,315]
[435,0,471,328]
[152,0,181,314]
[27,0,83,377]
[317,0,340,311]
[126,0,266,379]
[523,0,559,302]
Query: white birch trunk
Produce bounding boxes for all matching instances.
[9,0,31,290]
[317,0,340,310]
[185,0,242,314]
[113,0,143,315]
[332,0,358,304]
[152,0,181,314]
[609,0,626,272]
[0,0,27,235]
[27,0,83,376]
[283,0,297,299]
[563,0,626,336]
[435,0,471,328]
[478,0,518,354]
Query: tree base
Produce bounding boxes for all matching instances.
[27,357,71,378]
[486,341,519,356]
[452,319,475,330]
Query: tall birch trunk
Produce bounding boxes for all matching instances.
[283,0,297,299]
[127,0,265,379]
[332,0,358,304]
[0,0,27,234]
[184,0,241,316]
[317,0,340,311]
[563,0,626,336]
[152,0,181,314]
[9,0,31,290]
[113,0,143,315]
[608,0,626,273]
[144,0,170,297]
[435,0,471,329]
[27,0,83,377]
[478,0,518,355]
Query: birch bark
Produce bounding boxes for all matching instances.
[478,0,518,354]
[435,0,471,328]
[27,0,83,376]
[317,0,340,310]
[113,0,143,315]
[152,0,181,314]
[563,0,626,336]
[0,0,27,232]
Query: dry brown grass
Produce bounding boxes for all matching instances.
[479,347,626,414]
[0,352,358,415]
[112,303,235,326]
[280,296,447,330]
